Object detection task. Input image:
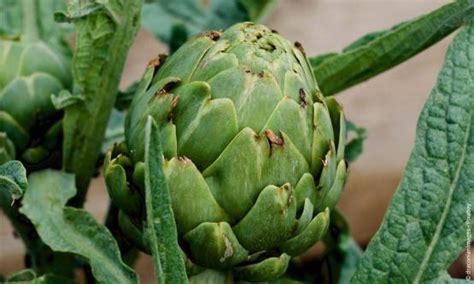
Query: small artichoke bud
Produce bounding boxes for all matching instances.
[104,148,142,217]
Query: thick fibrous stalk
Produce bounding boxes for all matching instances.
[62,0,142,205]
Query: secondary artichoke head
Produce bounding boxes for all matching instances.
[0,39,71,166]
[106,22,347,281]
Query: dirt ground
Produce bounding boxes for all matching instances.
[1,0,471,282]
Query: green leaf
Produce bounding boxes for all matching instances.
[336,239,363,284]
[51,90,84,109]
[19,170,139,284]
[345,121,368,162]
[6,269,75,284]
[352,19,474,283]
[141,0,278,50]
[311,0,474,96]
[144,116,188,283]
[6,269,36,282]
[239,0,279,22]
[169,23,189,54]
[141,0,205,44]
[0,162,72,276]
[0,160,27,206]
[61,0,142,205]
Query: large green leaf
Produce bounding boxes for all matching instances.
[57,0,142,205]
[311,0,474,96]
[141,0,278,48]
[20,170,139,284]
[352,19,474,283]
[0,162,73,276]
[144,116,188,283]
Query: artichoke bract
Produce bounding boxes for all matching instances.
[106,23,347,281]
[0,39,71,166]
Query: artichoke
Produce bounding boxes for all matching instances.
[105,23,347,281]
[0,39,71,167]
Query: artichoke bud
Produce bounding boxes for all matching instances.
[105,145,143,217]
[0,39,71,168]
[106,22,347,281]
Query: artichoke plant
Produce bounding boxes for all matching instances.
[0,38,71,168]
[105,22,347,281]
